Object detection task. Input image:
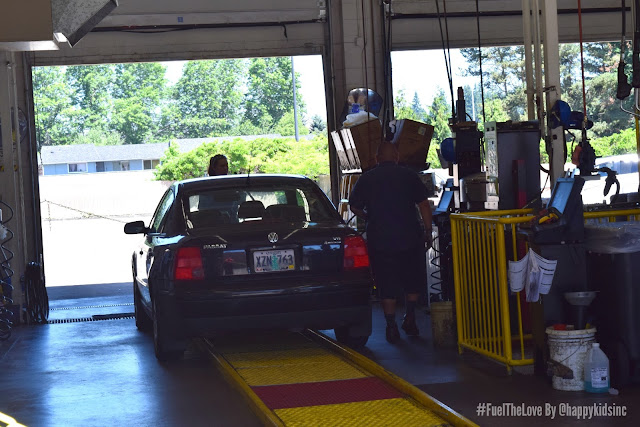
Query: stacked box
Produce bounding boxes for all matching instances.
[391,119,434,166]
[330,131,352,171]
[343,119,382,171]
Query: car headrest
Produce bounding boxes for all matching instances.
[189,209,227,227]
[264,204,306,222]
[237,200,265,219]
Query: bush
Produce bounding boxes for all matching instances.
[154,135,330,181]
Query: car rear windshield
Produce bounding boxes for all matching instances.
[184,183,339,229]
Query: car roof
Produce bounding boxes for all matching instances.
[176,174,314,190]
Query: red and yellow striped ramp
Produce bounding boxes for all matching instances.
[199,330,477,427]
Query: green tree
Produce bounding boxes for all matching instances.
[169,59,246,138]
[244,57,305,131]
[427,90,452,144]
[411,91,426,119]
[394,89,422,121]
[461,46,526,120]
[111,63,167,144]
[66,64,115,133]
[309,115,327,133]
[273,111,309,137]
[32,66,75,147]
[462,84,481,122]
[425,89,453,169]
[590,127,637,157]
[483,98,510,123]
[71,128,124,146]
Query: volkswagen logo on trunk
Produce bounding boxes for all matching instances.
[268,232,278,243]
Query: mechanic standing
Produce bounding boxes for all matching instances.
[349,141,433,343]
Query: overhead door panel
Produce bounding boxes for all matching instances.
[390,0,629,50]
[32,0,326,66]
[100,0,325,26]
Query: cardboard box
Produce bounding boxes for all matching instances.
[391,119,434,166]
[343,119,382,171]
[339,129,361,170]
[330,131,352,171]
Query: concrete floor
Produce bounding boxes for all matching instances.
[2,283,639,426]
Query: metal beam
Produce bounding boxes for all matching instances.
[542,0,565,185]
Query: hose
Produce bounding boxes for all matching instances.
[429,233,444,302]
[1,201,15,340]
[24,261,48,324]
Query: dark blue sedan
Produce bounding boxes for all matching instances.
[124,174,373,360]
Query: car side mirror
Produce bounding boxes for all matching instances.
[124,220,148,234]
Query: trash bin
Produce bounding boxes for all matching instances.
[585,221,640,386]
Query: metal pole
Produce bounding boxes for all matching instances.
[541,0,564,187]
[532,0,545,137]
[291,56,299,142]
[522,0,536,120]
[471,86,476,122]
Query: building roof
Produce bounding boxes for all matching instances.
[39,135,282,165]
[40,143,168,165]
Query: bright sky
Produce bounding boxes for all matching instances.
[391,49,477,109]
[162,49,476,124]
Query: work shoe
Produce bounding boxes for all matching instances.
[401,315,419,336]
[386,323,400,344]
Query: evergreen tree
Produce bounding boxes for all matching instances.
[411,91,426,120]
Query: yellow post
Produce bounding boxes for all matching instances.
[479,222,493,355]
[495,222,513,371]
[451,218,464,354]
[487,223,500,356]
[512,225,526,360]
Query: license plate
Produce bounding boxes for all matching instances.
[253,249,295,272]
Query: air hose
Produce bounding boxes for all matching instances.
[25,261,48,324]
[0,200,49,328]
[1,201,15,340]
[429,233,444,303]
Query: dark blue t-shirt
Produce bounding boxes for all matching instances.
[349,162,430,251]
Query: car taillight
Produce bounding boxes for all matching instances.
[343,235,370,270]
[174,247,204,280]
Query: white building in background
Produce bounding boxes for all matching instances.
[39,135,281,175]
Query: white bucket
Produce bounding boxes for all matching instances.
[546,327,596,391]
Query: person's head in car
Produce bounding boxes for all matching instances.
[208,154,229,176]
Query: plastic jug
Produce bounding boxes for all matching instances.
[584,342,610,393]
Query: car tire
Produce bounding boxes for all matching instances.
[334,326,369,349]
[152,299,184,362]
[133,279,151,332]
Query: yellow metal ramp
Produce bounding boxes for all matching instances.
[198,330,477,427]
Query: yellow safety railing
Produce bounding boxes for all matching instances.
[451,207,640,373]
[583,208,640,223]
[451,209,535,372]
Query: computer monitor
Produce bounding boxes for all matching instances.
[548,177,584,215]
[435,191,454,214]
[533,176,585,244]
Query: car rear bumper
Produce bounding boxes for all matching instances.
[155,286,372,338]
